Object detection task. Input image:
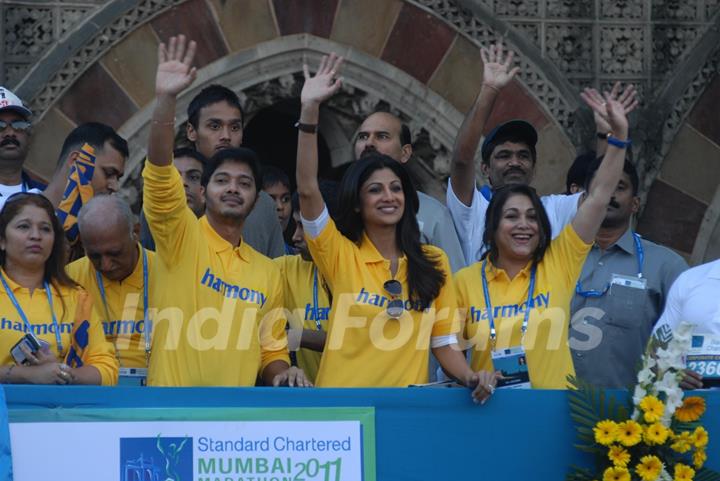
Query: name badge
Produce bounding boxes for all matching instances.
[491,346,531,389]
[610,273,647,290]
[118,367,147,387]
[686,335,720,386]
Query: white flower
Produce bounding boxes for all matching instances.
[671,322,693,346]
[658,468,673,481]
[637,366,654,385]
[655,346,685,372]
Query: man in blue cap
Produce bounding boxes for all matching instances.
[446,42,581,263]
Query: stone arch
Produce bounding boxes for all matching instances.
[18,0,577,201]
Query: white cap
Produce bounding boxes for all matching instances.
[0,86,32,118]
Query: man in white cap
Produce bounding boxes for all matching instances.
[0,86,44,197]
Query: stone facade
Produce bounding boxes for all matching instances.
[1,0,718,262]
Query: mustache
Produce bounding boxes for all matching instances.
[220,194,244,204]
[360,147,377,157]
[0,138,19,148]
[608,199,620,209]
[503,167,525,177]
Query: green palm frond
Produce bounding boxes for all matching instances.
[697,468,720,481]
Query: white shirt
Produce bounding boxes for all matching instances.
[446,180,581,263]
[652,259,720,340]
[0,183,42,212]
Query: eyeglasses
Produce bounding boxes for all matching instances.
[0,120,31,132]
[384,279,404,319]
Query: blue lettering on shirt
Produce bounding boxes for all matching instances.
[0,316,72,335]
[469,292,551,323]
[355,287,429,312]
[200,268,267,307]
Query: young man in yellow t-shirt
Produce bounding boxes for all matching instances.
[143,35,307,387]
[68,194,155,384]
[274,185,338,383]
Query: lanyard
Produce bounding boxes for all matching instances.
[95,248,150,365]
[312,267,322,331]
[0,271,64,354]
[481,259,537,346]
[575,232,644,298]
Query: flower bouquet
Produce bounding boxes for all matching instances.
[567,323,719,481]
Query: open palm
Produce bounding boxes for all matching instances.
[481,41,520,90]
[301,53,344,105]
[156,35,197,96]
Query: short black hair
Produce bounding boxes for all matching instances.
[565,152,597,194]
[58,122,128,166]
[584,157,639,195]
[262,165,290,191]
[202,147,261,188]
[187,85,244,129]
[173,147,208,167]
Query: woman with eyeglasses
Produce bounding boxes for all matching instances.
[454,90,631,391]
[295,54,492,401]
[0,193,118,385]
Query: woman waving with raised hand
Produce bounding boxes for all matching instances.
[296,54,495,403]
[454,91,630,390]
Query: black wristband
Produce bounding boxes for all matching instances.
[295,121,317,134]
[597,132,609,140]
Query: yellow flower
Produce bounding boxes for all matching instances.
[635,455,663,481]
[616,420,643,447]
[691,426,709,448]
[608,445,631,467]
[644,422,670,445]
[692,449,707,470]
[603,466,631,481]
[675,397,706,422]
[674,463,695,481]
[671,431,693,453]
[594,420,618,446]
[639,395,665,423]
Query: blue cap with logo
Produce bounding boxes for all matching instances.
[481,119,537,163]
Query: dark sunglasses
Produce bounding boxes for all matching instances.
[384,279,404,319]
[0,120,31,132]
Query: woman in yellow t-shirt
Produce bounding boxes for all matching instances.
[454,92,631,389]
[295,54,494,402]
[0,194,118,385]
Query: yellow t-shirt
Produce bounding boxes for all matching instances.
[142,161,289,387]
[306,217,457,387]
[67,245,155,368]
[0,269,118,385]
[455,224,592,389]
[273,255,330,383]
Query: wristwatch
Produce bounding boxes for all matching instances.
[295,121,318,134]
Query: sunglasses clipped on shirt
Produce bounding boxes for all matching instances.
[384,279,404,319]
[0,120,31,132]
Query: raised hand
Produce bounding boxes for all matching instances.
[585,82,638,134]
[301,53,344,106]
[156,35,197,96]
[581,89,629,139]
[481,41,520,91]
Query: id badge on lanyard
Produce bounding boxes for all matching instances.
[482,260,536,390]
[492,346,531,389]
[118,367,147,386]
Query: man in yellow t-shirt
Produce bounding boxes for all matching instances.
[67,195,154,383]
[142,35,305,387]
[274,187,337,383]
